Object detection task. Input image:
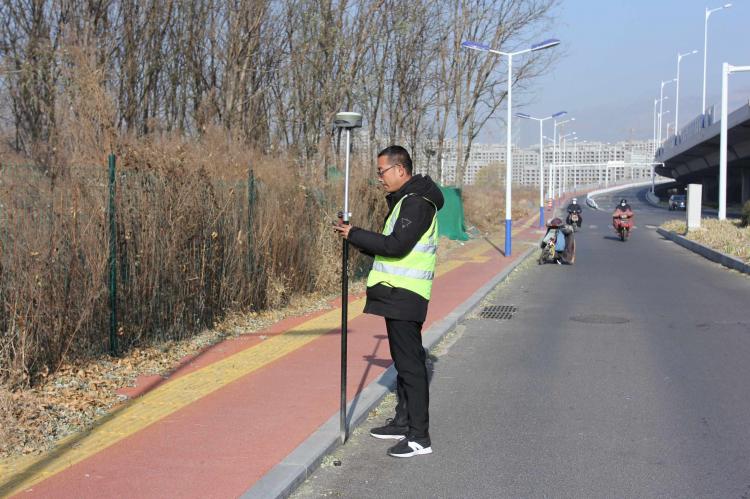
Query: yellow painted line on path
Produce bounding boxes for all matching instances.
[0,236,505,496]
[0,298,365,497]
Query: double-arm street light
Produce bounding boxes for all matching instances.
[703,3,732,114]
[675,49,699,133]
[658,79,676,144]
[516,110,567,227]
[461,37,560,257]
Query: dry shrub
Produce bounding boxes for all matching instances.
[742,200,750,227]
[0,126,384,386]
[0,165,109,386]
[54,43,117,166]
[661,219,686,233]
[462,183,538,233]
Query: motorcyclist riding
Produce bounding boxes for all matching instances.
[615,198,632,212]
[566,198,583,228]
[612,198,634,240]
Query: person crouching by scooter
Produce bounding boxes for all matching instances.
[540,218,567,264]
[566,198,583,229]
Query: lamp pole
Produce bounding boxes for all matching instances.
[675,49,698,134]
[516,111,567,227]
[572,137,579,189]
[661,110,671,142]
[552,117,574,204]
[543,135,555,205]
[719,63,750,220]
[462,38,560,256]
[559,131,576,197]
[658,79,676,145]
[703,4,733,114]
[652,98,658,155]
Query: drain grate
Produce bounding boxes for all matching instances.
[479,305,517,320]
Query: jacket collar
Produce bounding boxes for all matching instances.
[386,175,418,208]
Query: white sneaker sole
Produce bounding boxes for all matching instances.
[370,432,406,440]
[388,446,433,458]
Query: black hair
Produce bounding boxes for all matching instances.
[377,145,413,175]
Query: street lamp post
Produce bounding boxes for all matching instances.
[719,62,750,220]
[543,135,555,204]
[703,4,733,115]
[658,79,676,145]
[652,99,658,156]
[516,111,566,227]
[559,131,576,196]
[661,110,671,141]
[572,137,579,188]
[462,38,560,256]
[552,117,574,204]
[675,49,699,134]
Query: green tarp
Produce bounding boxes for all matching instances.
[437,186,469,241]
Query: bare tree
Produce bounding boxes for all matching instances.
[434,0,557,186]
[0,0,558,172]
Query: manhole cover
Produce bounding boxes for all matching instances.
[479,305,517,320]
[570,314,630,324]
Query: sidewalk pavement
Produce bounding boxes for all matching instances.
[0,209,563,499]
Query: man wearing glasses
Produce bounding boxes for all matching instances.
[334,145,443,458]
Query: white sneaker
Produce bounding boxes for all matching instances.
[387,437,433,458]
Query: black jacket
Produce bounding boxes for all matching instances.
[615,203,632,212]
[566,203,582,214]
[348,175,444,322]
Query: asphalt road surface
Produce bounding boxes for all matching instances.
[292,187,750,499]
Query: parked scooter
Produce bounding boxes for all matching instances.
[539,218,575,264]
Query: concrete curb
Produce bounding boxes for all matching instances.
[645,191,661,207]
[656,228,750,275]
[241,243,538,499]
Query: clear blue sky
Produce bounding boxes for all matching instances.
[487,0,750,147]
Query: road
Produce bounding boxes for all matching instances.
[292,187,750,498]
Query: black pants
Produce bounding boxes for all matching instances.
[386,318,429,438]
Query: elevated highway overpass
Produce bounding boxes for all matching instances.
[654,103,750,207]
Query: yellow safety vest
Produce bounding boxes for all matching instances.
[366,194,438,300]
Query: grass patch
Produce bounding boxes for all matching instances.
[661,218,750,263]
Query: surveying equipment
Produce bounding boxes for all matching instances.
[334,111,362,444]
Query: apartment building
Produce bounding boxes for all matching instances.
[419,139,657,186]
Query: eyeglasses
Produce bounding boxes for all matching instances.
[376,164,400,177]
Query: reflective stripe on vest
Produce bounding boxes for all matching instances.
[366,193,438,300]
[371,262,434,280]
